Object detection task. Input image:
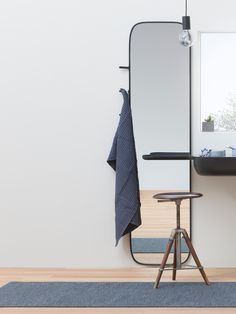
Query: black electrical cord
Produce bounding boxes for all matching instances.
[182,0,190,30]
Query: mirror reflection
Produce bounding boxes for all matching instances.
[130,22,191,265]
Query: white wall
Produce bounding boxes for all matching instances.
[191,0,236,267]
[0,0,236,267]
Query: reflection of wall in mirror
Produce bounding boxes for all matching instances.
[130,23,190,190]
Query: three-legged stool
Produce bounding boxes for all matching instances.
[153,192,210,289]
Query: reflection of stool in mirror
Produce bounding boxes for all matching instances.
[153,192,210,289]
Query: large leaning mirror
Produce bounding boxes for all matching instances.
[130,22,191,265]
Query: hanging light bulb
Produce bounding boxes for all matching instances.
[179,0,193,47]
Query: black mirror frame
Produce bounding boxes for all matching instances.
[128,21,192,266]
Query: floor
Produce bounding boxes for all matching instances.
[0,268,235,313]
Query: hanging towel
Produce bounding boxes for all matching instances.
[107,88,141,245]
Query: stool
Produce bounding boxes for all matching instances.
[153,192,210,288]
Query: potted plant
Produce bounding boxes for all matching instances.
[202,115,214,132]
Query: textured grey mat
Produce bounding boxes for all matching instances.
[131,238,189,253]
[0,282,235,307]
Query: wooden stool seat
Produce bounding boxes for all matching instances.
[153,191,210,289]
[153,192,202,201]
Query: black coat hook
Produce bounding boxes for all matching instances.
[119,66,129,70]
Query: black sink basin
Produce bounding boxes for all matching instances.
[193,157,236,176]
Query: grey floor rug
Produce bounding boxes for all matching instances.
[0,282,235,307]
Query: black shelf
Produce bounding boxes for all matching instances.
[142,152,193,160]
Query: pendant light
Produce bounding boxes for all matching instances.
[179,0,193,47]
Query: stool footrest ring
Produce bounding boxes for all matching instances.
[161,266,203,271]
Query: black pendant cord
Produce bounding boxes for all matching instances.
[182,0,190,30]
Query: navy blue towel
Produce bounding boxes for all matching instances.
[107,89,141,245]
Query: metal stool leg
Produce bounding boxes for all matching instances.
[154,230,176,289]
[182,229,210,285]
[172,236,177,281]
[175,200,182,270]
